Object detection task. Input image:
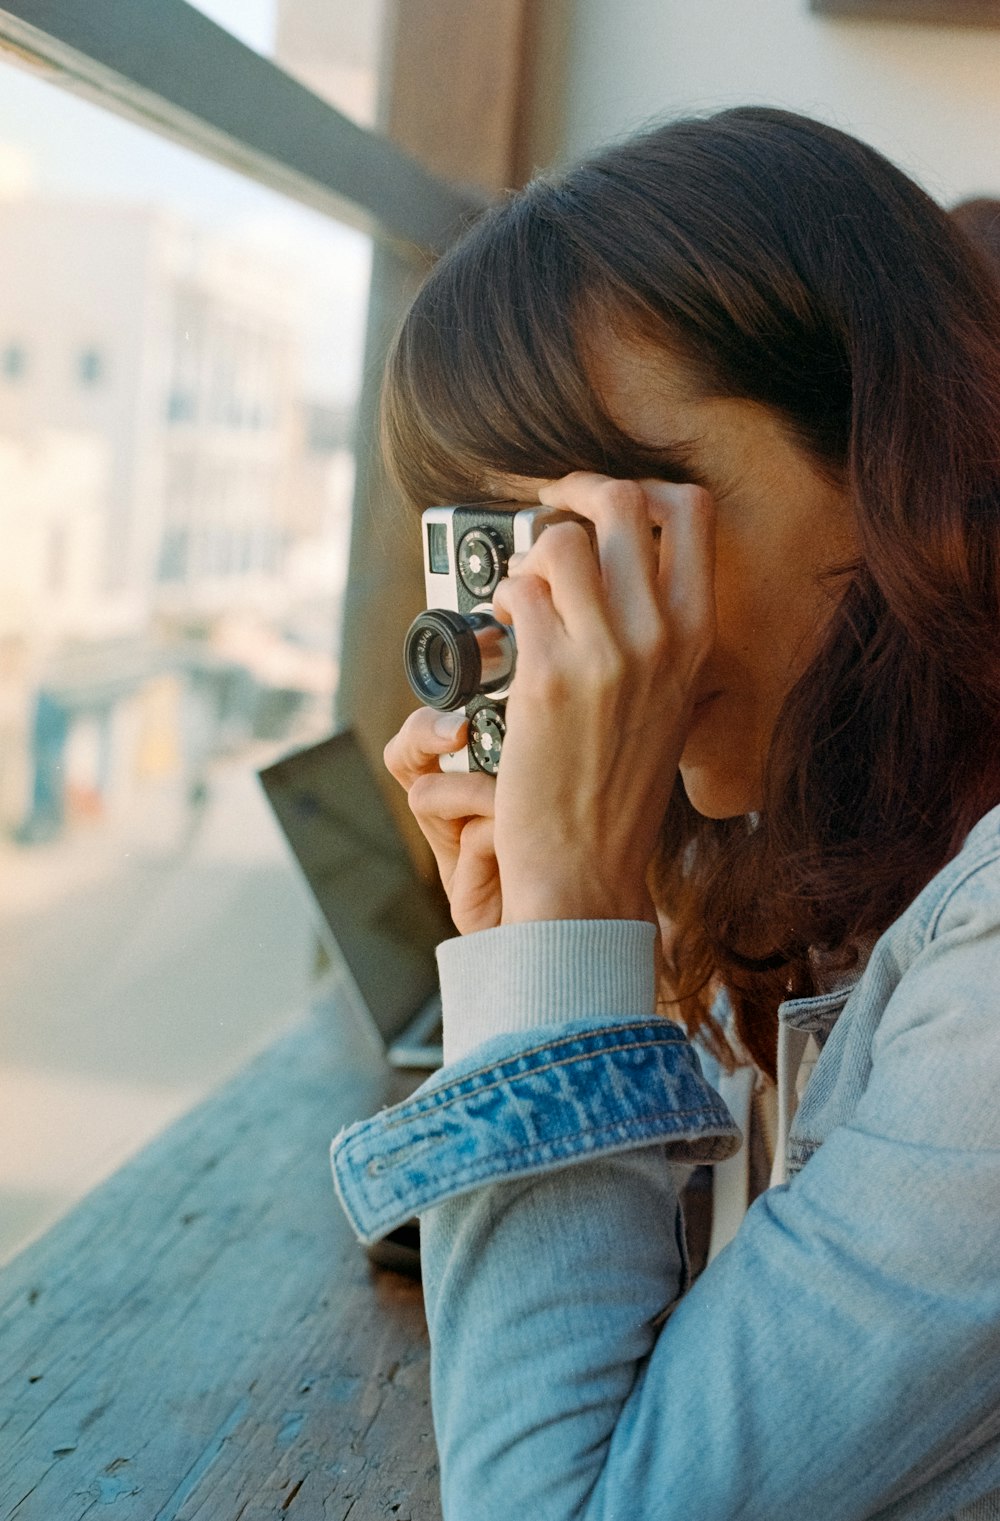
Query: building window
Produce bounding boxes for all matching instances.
[2,343,26,380]
[167,390,197,423]
[78,347,105,386]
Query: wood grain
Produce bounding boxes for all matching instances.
[0,1003,441,1520]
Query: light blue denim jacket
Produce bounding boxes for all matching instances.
[332,804,1000,1521]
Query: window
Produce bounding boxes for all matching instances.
[0,0,480,1271]
[0,55,373,1265]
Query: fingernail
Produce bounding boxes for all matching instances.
[434,714,464,740]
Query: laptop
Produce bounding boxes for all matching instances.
[258,729,451,1071]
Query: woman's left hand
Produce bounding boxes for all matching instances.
[489,472,715,925]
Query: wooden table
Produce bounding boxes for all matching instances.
[0,995,442,1520]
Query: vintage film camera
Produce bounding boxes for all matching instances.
[403,503,578,773]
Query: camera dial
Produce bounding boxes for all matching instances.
[457,526,507,598]
[468,705,505,774]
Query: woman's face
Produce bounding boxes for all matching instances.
[491,334,857,819]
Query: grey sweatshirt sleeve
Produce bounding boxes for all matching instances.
[437,919,658,1065]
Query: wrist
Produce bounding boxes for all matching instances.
[500,882,654,926]
[438,918,660,1062]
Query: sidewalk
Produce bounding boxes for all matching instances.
[0,757,317,1263]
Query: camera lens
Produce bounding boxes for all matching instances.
[426,639,454,685]
[403,608,515,711]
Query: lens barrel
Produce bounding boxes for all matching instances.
[404,608,516,711]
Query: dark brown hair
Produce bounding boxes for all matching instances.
[382,107,1000,1077]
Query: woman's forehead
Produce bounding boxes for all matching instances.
[583,330,703,445]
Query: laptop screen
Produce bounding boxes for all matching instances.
[258,730,452,1043]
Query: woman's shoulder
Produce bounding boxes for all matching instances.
[892,800,1000,958]
[861,800,1000,1083]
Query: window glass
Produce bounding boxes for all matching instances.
[0,59,372,1264]
[188,0,389,128]
[2,342,26,379]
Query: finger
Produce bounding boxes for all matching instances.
[456,815,497,880]
[384,707,468,789]
[451,815,502,928]
[407,771,496,891]
[537,474,662,646]
[491,571,572,685]
[644,482,716,645]
[406,770,496,827]
[498,521,611,645]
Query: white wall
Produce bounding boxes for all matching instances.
[559,0,1000,205]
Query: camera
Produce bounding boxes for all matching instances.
[403,503,578,774]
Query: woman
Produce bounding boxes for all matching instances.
[332,108,1000,1519]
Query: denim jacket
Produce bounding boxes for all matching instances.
[332,804,1000,1521]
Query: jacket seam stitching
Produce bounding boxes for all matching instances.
[444,1020,685,1072]
[362,1040,713,1132]
[355,1113,737,1194]
[925,849,1000,943]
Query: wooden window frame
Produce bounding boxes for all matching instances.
[0,0,483,251]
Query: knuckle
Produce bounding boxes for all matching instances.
[557,469,603,492]
[508,570,547,605]
[543,520,590,553]
[634,624,669,665]
[599,479,647,519]
[680,482,714,516]
[383,732,412,780]
[406,773,436,818]
[385,709,433,778]
[648,480,711,510]
[461,815,494,851]
[592,645,627,690]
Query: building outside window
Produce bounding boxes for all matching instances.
[2,342,26,379]
[77,346,104,386]
[0,40,376,1265]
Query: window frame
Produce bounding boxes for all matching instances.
[0,0,484,253]
[810,0,1000,23]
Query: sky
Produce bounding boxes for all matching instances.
[0,0,372,404]
[187,0,278,53]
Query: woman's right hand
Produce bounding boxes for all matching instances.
[384,708,501,936]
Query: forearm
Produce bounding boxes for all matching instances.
[422,1150,688,1521]
[421,1124,1000,1521]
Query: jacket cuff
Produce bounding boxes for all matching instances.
[331,1018,740,1245]
[437,919,658,1064]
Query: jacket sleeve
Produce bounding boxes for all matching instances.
[333,905,1000,1521]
